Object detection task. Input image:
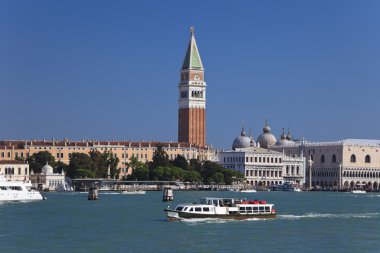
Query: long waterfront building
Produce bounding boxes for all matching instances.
[0,140,216,179]
[271,139,380,190]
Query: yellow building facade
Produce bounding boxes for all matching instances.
[0,140,215,179]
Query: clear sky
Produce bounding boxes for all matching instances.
[1,0,380,149]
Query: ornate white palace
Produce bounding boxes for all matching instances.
[271,139,380,190]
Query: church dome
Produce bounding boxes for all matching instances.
[276,128,295,146]
[232,126,251,149]
[257,121,277,149]
[41,162,54,174]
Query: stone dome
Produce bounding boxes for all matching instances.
[41,162,54,174]
[257,121,277,148]
[232,127,251,149]
[275,128,295,146]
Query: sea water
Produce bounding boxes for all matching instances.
[1,191,380,253]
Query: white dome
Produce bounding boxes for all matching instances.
[232,136,251,149]
[275,129,295,146]
[232,126,252,149]
[41,163,54,174]
[256,121,276,148]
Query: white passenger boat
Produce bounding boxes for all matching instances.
[240,189,257,193]
[121,190,146,195]
[164,197,276,220]
[351,190,366,194]
[0,174,45,201]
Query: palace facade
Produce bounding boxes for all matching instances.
[271,139,380,190]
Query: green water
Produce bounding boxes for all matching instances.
[1,191,379,253]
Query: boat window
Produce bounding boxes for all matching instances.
[203,207,210,212]
[195,207,202,212]
[189,208,193,212]
[0,186,6,190]
[252,207,258,213]
[259,206,264,212]
[239,207,246,213]
[246,206,252,213]
[212,200,218,206]
[183,207,188,211]
[265,206,270,212]
[10,186,22,191]
[176,206,184,211]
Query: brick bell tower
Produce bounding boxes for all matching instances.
[178,27,206,147]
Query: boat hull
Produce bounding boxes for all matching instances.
[0,191,44,201]
[164,209,276,220]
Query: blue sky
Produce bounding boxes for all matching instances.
[1,0,380,149]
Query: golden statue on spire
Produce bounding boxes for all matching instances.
[190,26,195,35]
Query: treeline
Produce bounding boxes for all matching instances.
[126,146,244,184]
[26,150,119,178]
[25,146,244,184]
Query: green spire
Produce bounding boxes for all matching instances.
[182,27,204,70]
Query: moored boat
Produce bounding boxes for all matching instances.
[121,190,146,195]
[240,189,257,193]
[0,174,45,201]
[351,190,366,194]
[164,197,276,220]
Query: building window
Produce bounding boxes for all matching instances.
[321,155,325,163]
[332,154,337,163]
[365,155,371,163]
[350,154,356,163]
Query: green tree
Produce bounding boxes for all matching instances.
[183,170,202,183]
[151,145,170,169]
[172,155,188,170]
[67,153,96,178]
[223,169,244,185]
[26,151,56,173]
[126,157,149,180]
[152,166,184,181]
[210,172,225,184]
[55,161,69,174]
[89,150,120,178]
[189,158,203,173]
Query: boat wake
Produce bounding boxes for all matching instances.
[278,212,380,220]
[181,217,264,225]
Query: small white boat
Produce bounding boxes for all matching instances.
[0,174,45,201]
[240,189,257,193]
[121,190,146,195]
[351,190,366,194]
